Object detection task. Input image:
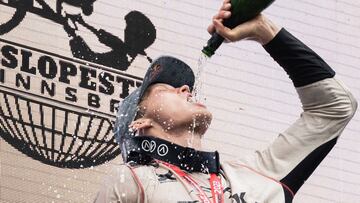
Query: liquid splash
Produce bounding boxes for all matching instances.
[193,52,209,104]
[187,53,209,147]
[187,117,197,148]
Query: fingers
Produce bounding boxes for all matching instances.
[222,0,231,7]
[207,24,215,35]
[207,3,275,44]
[207,11,231,34]
[221,2,231,11]
[213,17,260,42]
[212,19,235,41]
[207,0,231,34]
[129,119,153,131]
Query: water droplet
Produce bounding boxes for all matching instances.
[120,174,125,183]
[193,53,209,103]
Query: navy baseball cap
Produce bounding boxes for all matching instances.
[114,56,195,162]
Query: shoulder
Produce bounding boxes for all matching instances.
[106,163,158,188]
[94,164,154,203]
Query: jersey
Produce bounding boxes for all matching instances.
[94,77,357,203]
[94,28,358,203]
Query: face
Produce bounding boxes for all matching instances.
[139,83,212,133]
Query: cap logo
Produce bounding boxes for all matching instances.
[150,64,162,80]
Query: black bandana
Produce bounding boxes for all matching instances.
[125,136,221,174]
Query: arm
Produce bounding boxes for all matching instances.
[210,0,358,195]
[256,28,357,194]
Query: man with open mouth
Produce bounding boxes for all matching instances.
[94,1,358,202]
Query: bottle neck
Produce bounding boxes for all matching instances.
[202,33,225,57]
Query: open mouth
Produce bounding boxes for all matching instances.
[187,95,206,108]
[187,95,194,103]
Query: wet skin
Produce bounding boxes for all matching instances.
[130,83,212,149]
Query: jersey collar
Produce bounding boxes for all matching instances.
[125,135,221,174]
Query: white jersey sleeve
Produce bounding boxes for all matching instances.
[246,77,357,195]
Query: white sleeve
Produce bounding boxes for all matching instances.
[245,77,357,194]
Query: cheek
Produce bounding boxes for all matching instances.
[147,94,191,120]
[161,96,188,115]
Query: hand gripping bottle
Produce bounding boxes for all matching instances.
[202,0,276,57]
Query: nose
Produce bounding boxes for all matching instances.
[178,85,190,94]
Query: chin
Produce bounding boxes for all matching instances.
[193,109,212,132]
[204,110,213,124]
[194,118,211,136]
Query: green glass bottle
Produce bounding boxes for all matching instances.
[202,0,276,57]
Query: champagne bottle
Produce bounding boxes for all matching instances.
[202,0,276,57]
